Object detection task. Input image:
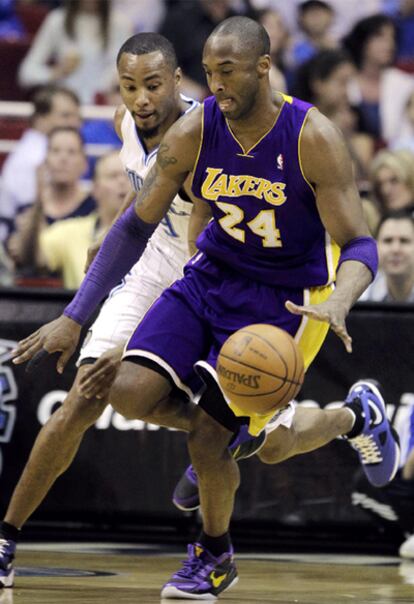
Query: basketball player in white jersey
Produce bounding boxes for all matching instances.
[0,34,205,574]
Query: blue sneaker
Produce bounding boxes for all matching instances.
[0,538,16,588]
[173,426,266,512]
[344,380,400,488]
[161,543,238,600]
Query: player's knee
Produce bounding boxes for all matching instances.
[189,417,232,467]
[109,367,158,420]
[60,387,107,429]
[257,426,298,464]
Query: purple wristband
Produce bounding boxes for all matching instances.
[338,236,378,280]
[64,204,157,325]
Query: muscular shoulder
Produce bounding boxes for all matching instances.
[300,108,352,187]
[157,105,203,174]
[114,105,127,141]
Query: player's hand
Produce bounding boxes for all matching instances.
[84,239,102,273]
[11,315,82,374]
[78,344,124,399]
[285,299,352,353]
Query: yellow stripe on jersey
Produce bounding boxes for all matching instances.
[228,283,335,436]
[325,232,341,285]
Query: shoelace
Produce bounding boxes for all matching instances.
[351,434,383,464]
[175,554,207,579]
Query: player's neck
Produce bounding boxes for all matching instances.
[227,89,281,147]
[141,100,183,153]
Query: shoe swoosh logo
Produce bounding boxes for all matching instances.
[210,571,227,588]
[368,400,383,425]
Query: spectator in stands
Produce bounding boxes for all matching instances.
[0,85,81,244]
[360,210,414,302]
[7,126,95,275]
[285,1,336,72]
[18,0,132,103]
[38,151,129,289]
[256,7,288,92]
[352,400,414,559]
[392,91,414,153]
[160,0,241,99]
[370,149,414,214]
[343,14,414,143]
[293,50,375,211]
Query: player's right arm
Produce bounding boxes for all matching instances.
[12,107,203,372]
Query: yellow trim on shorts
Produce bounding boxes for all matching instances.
[228,283,335,436]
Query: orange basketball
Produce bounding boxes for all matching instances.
[217,324,304,415]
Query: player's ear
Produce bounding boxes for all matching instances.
[174,67,182,88]
[257,54,271,78]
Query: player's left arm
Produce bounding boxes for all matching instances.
[286,109,376,352]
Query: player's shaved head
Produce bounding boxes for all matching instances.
[208,16,270,59]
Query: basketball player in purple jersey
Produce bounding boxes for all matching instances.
[10,17,399,599]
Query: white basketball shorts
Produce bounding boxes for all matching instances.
[77,239,188,365]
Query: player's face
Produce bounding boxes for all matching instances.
[202,36,267,120]
[118,51,180,137]
[378,219,414,278]
[46,131,87,185]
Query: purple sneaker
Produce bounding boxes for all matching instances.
[173,426,266,512]
[161,542,238,600]
[345,380,400,488]
[0,538,16,588]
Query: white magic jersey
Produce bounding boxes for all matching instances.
[78,96,199,364]
[119,95,198,255]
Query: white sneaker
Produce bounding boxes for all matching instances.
[399,534,414,559]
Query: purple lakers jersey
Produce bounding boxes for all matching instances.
[191,94,340,287]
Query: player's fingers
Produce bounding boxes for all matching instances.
[285,300,306,315]
[79,359,111,387]
[331,323,352,353]
[57,347,74,375]
[15,330,41,349]
[82,374,114,399]
[286,301,329,323]
[25,349,50,374]
[12,339,43,365]
[11,333,41,357]
[81,364,117,391]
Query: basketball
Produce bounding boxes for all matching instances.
[216,324,304,415]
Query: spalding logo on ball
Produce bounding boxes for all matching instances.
[217,324,304,415]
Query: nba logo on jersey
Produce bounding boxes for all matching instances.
[277,154,284,171]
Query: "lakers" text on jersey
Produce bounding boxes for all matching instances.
[201,167,287,206]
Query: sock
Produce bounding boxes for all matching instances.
[344,400,366,439]
[199,531,232,557]
[0,521,20,542]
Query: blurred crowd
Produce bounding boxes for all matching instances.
[0,0,413,301]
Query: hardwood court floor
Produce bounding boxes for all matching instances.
[1,543,414,604]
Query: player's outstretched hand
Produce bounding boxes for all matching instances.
[11,315,82,374]
[78,344,124,400]
[285,299,352,353]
